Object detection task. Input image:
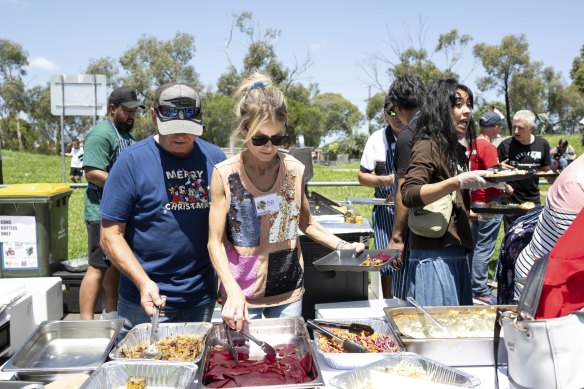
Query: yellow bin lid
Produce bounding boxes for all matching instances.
[0,183,71,196]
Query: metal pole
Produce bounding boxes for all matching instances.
[0,146,3,185]
[60,75,66,183]
[93,74,97,127]
[367,84,372,134]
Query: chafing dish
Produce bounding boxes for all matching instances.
[329,352,480,388]
[199,317,324,389]
[109,321,212,363]
[79,360,197,389]
[2,320,123,382]
[384,305,516,366]
[311,318,404,369]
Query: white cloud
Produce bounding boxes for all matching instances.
[310,41,325,51]
[29,57,59,71]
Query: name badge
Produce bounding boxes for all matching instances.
[253,193,279,216]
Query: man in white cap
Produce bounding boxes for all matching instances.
[99,82,226,327]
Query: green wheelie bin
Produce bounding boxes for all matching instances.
[0,183,71,278]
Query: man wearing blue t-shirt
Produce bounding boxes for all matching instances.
[100,83,226,327]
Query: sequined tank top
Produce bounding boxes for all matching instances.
[215,152,306,307]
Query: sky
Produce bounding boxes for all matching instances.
[1,0,583,135]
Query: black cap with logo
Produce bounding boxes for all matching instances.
[108,86,145,109]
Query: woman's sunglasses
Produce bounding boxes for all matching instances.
[386,106,397,117]
[251,134,289,147]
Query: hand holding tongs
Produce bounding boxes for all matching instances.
[313,320,375,336]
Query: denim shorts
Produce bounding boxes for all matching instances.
[406,246,472,306]
[246,299,302,320]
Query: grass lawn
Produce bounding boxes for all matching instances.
[2,131,579,265]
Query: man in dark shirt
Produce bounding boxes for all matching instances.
[386,74,425,299]
[498,109,551,231]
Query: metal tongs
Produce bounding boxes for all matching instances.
[224,321,239,363]
[307,320,369,353]
[224,321,277,362]
[313,319,375,336]
[238,329,277,358]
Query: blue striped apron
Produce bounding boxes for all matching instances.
[370,127,410,299]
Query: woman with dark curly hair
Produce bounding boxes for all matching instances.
[401,79,503,306]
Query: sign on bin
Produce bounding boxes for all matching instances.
[0,216,38,270]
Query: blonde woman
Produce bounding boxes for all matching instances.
[208,73,365,330]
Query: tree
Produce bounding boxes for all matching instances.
[287,98,324,147]
[0,39,29,151]
[312,93,363,137]
[365,92,386,134]
[322,134,368,159]
[119,32,201,99]
[218,11,333,147]
[570,44,584,95]
[473,35,530,132]
[220,12,312,94]
[200,92,234,146]
[435,29,473,76]
[0,39,27,79]
[364,27,472,90]
[508,61,545,115]
[86,56,120,90]
[25,84,59,152]
[392,47,456,85]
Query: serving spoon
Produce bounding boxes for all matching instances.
[140,306,162,359]
[407,297,455,338]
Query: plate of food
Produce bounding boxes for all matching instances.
[483,169,534,183]
[534,170,560,177]
[313,250,399,272]
[471,201,536,215]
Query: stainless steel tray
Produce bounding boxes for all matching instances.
[329,352,481,388]
[199,317,325,389]
[109,322,212,363]
[311,318,405,370]
[60,257,89,272]
[313,250,398,272]
[484,169,535,183]
[384,305,516,366]
[79,360,198,389]
[2,320,123,382]
[471,203,531,215]
[347,197,394,206]
[0,382,44,388]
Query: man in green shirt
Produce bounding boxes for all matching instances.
[79,86,144,320]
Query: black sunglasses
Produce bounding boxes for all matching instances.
[156,106,200,121]
[386,106,397,117]
[251,134,289,147]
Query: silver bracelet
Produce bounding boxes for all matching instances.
[336,240,347,250]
